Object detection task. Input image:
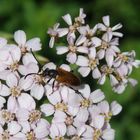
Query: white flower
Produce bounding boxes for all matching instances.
[98,65,114,85]
[52,110,77,136]
[59,8,86,38]
[76,47,101,79]
[72,124,115,140]
[78,84,105,105]
[16,108,42,126]
[98,15,123,37]
[14,30,41,53]
[73,108,89,128]
[0,45,21,80]
[109,71,138,94]
[97,33,120,67]
[50,122,66,139]
[18,62,39,76]
[78,24,98,41]
[98,100,122,119]
[56,35,87,64]
[114,51,140,75]
[71,125,87,140]
[0,73,35,112]
[22,63,45,100]
[17,119,50,139]
[41,85,81,117]
[0,108,15,126]
[0,121,22,139]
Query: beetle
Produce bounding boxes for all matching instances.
[25,49,81,93]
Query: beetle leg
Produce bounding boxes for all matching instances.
[69,86,84,98]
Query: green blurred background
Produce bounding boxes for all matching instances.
[0,0,140,139]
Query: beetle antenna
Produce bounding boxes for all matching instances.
[24,73,41,79]
[30,49,42,71]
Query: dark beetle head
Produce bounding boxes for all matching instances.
[42,68,58,78]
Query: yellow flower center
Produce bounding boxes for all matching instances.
[69,25,76,32]
[118,53,129,62]
[107,27,112,32]
[101,65,114,75]
[10,86,21,97]
[29,110,41,123]
[114,71,125,82]
[55,102,68,112]
[9,61,19,71]
[81,99,91,108]
[101,41,109,50]
[69,45,77,53]
[86,31,94,39]
[88,58,98,69]
[2,131,10,140]
[26,131,35,140]
[1,110,15,122]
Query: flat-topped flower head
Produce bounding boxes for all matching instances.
[0,9,139,140]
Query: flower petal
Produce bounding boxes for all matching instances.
[0,84,10,97]
[47,90,61,105]
[6,73,18,87]
[103,15,110,27]
[22,53,38,65]
[8,121,21,135]
[66,52,77,64]
[62,14,72,25]
[76,56,89,66]
[111,101,122,115]
[26,38,41,51]
[41,104,54,116]
[7,96,19,113]
[92,67,101,79]
[18,93,36,110]
[14,30,26,46]
[102,129,115,140]
[0,37,7,48]
[56,46,68,55]
[91,37,101,47]
[91,115,104,129]
[16,108,29,121]
[78,84,91,99]
[98,100,109,114]
[75,35,86,46]
[31,84,44,100]
[78,67,90,77]
[90,89,105,103]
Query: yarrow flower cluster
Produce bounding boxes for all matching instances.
[0,8,139,140]
[48,8,140,94]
